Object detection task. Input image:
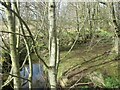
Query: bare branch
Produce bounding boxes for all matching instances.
[0,1,49,68]
[0,31,30,37]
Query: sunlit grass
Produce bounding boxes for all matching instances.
[57,39,118,80]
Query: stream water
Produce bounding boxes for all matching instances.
[20,63,46,89]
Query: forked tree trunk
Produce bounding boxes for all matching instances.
[5,1,21,89]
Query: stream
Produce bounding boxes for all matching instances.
[20,63,46,89]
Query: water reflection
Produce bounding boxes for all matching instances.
[20,63,46,88]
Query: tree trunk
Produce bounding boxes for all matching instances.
[13,1,33,89]
[56,38,60,75]
[111,2,120,81]
[116,2,120,82]
[48,0,57,89]
[0,36,2,89]
[5,1,21,89]
[111,2,119,54]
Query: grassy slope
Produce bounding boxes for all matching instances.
[58,39,118,78]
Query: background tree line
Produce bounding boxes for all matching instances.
[0,0,120,89]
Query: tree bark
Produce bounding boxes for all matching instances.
[5,1,21,89]
[48,0,57,89]
[0,41,2,89]
[13,1,33,89]
[111,2,120,82]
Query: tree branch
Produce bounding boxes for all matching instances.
[0,1,49,69]
[0,31,30,37]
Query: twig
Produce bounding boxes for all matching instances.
[0,34,9,50]
[1,73,31,82]
[0,45,9,53]
[1,67,13,88]
[0,12,8,28]
[0,31,30,37]
[61,13,88,61]
[69,82,93,88]
[68,73,84,89]
[87,38,103,51]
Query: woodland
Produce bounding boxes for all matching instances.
[0,0,120,90]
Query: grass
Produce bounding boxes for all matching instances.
[58,39,118,79]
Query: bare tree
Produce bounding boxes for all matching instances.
[5,1,21,89]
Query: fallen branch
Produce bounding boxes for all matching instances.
[68,73,84,89]
[63,50,110,76]
[68,57,119,79]
[69,82,93,89]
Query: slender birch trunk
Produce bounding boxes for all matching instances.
[48,0,57,89]
[20,22,33,90]
[13,1,33,89]
[56,38,60,75]
[5,1,21,89]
